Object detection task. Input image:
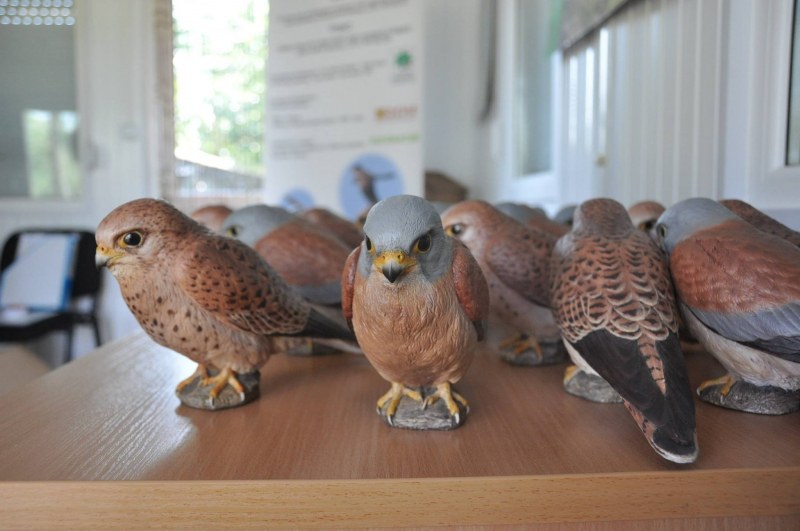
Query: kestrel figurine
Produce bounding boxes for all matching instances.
[551,198,698,464]
[495,201,569,238]
[554,204,577,227]
[222,204,352,306]
[190,204,232,233]
[657,197,800,415]
[96,198,356,410]
[720,199,800,248]
[441,200,565,366]
[299,207,363,249]
[343,195,490,429]
[627,200,666,239]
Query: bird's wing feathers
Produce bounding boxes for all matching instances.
[575,330,696,440]
[452,241,490,340]
[687,304,800,362]
[671,224,800,361]
[177,237,312,336]
[341,245,361,330]
[485,223,555,307]
[669,223,800,313]
[551,231,678,345]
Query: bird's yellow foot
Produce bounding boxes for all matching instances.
[698,374,736,397]
[175,364,209,393]
[377,382,423,426]
[563,364,580,385]
[175,366,260,410]
[499,333,544,359]
[202,367,246,404]
[422,382,469,426]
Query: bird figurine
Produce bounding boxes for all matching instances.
[495,202,569,238]
[96,198,356,410]
[299,207,364,249]
[656,197,800,415]
[719,199,800,248]
[342,195,489,429]
[627,200,666,240]
[554,204,577,227]
[190,204,232,233]
[222,204,352,306]
[441,200,565,366]
[551,198,698,464]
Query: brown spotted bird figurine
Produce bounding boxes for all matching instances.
[96,198,356,410]
[720,199,800,248]
[551,198,698,464]
[656,197,800,414]
[222,204,351,306]
[343,195,489,429]
[628,200,666,240]
[441,200,565,366]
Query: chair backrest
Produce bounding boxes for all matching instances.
[1,229,102,311]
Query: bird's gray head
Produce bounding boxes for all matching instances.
[359,194,452,284]
[655,197,739,256]
[221,204,296,246]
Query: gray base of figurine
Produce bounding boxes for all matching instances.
[563,367,623,404]
[697,377,800,415]
[176,369,260,410]
[501,339,567,367]
[377,387,469,430]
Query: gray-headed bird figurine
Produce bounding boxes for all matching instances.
[551,198,698,464]
[222,204,352,306]
[657,197,800,415]
[441,200,565,366]
[342,195,490,429]
[96,198,356,410]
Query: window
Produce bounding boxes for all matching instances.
[168,0,268,204]
[0,0,81,200]
[513,0,556,177]
[787,0,800,165]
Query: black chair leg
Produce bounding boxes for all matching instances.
[64,327,74,365]
[91,317,101,348]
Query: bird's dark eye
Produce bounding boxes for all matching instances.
[226,225,240,237]
[449,223,464,236]
[365,236,373,252]
[119,231,143,248]
[657,224,667,239]
[641,220,655,231]
[414,233,432,254]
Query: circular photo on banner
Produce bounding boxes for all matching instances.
[339,153,404,221]
[280,188,315,213]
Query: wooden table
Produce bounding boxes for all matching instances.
[0,332,798,529]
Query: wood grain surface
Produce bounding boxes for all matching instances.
[0,332,798,528]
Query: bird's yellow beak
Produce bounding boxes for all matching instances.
[374,250,416,283]
[95,245,120,268]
